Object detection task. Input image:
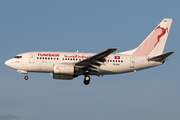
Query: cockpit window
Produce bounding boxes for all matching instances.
[14,56,22,58]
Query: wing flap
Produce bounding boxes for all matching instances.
[90,64,101,69]
[95,61,107,66]
[88,67,99,72]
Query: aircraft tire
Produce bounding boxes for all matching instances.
[24,76,28,80]
[84,76,90,85]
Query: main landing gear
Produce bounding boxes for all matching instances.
[84,75,91,85]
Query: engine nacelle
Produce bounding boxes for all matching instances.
[53,63,74,75]
[53,73,74,80]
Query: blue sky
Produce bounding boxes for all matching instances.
[0,0,179,120]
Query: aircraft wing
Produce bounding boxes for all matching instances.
[75,48,118,71]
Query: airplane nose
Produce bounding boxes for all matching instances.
[5,60,9,66]
[5,59,13,67]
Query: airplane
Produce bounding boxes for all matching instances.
[5,18,174,85]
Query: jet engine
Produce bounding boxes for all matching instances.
[53,63,75,74]
[53,63,80,80]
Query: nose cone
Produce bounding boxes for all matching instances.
[5,59,13,67]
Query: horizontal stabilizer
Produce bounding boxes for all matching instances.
[148,51,174,61]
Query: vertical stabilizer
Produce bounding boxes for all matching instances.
[132,18,172,57]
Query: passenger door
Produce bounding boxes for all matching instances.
[29,53,35,64]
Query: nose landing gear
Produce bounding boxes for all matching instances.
[24,74,29,80]
[24,76,28,80]
[17,70,29,80]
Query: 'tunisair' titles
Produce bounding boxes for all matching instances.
[38,53,59,57]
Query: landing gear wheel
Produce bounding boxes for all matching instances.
[84,76,90,85]
[24,76,28,80]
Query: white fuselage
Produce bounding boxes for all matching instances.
[5,51,162,76]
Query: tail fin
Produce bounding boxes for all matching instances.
[132,18,172,57]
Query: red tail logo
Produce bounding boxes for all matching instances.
[154,25,168,47]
